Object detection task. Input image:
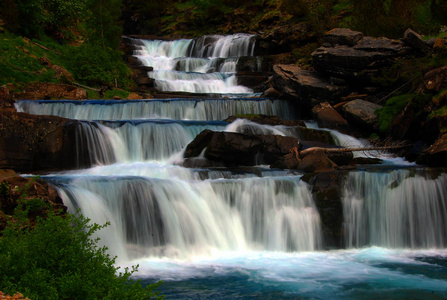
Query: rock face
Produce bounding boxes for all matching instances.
[14,83,87,100]
[342,99,382,131]
[322,28,364,47]
[0,111,84,172]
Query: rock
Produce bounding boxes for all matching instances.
[184,130,299,167]
[271,64,341,108]
[127,93,143,100]
[312,101,349,132]
[298,150,337,173]
[416,133,447,166]
[0,111,85,172]
[322,28,364,47]
[0,169,18,180]
[14,83,87,100]
[236,72,270,91]
[301,171,347,249]
[342,99,382,131]
[403,28,431,54]
[422,65,447,92]
[0,85,13,109]
[312,34,410,81]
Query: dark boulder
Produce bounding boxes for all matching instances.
[322,28,363,47]
[0,85,14,109]
[342,99,382,132]
[421,65,447,92]
[312,32,410,81]
[403,28,432,54]
[269,64,341,108]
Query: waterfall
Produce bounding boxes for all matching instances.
[343,170,447,249]
[132,34,257,94]
[15,99,296,121]
[48,174,322,260]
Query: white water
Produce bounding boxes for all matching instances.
[133,34,256,93]
[15,99,295,121]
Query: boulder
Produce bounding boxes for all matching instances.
[312,101,349,132]
[184,130,299,166]
[312,35,410,81]
[403,28,432,54]
[422,65,447,92]
[322,28,364,47]
[270,64,341,108]
[14,83,87,100]
[416,133,447,166]
[0,111,85,172]
[342,99,382,131]
[298,150,337,173]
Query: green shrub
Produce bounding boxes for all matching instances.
[376,94,413,133]
[0,208,164,299]
[62,44,132,88]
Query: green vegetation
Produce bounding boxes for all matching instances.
[0,183,164,299]
[376,93,433,133]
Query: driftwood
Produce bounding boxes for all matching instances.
[291,144,410,161]
[73,82,101,92]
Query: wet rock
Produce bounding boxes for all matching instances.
[14,83,87,100]
[322,28,363,47]
[312,101,349,132]
[403,28,431,54]
[0,111,83,172]
[271,64,340,108]
[298,151,337,173]
[184,130,299,166]
[416,133,447,167]
[342,99,382,131]
[236,72,270,91]
[301,171,348,249]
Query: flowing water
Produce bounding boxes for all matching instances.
[16,34,447,299]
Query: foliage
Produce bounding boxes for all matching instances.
[0,0,86,37]
[62,43,132,88]
[346,0,443,38]
[105,89,131,99]
[0,32,60,86]
[0,205,164,299]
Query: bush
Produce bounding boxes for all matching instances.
[0,208,163,299]
[63,44,132,88]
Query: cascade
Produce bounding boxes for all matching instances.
[19,34,447,298]
[132,34,258,93]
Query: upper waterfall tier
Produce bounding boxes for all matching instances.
[132,34,259,94]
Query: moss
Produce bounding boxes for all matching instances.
[376,94,414,133]
[429,105,447,119]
